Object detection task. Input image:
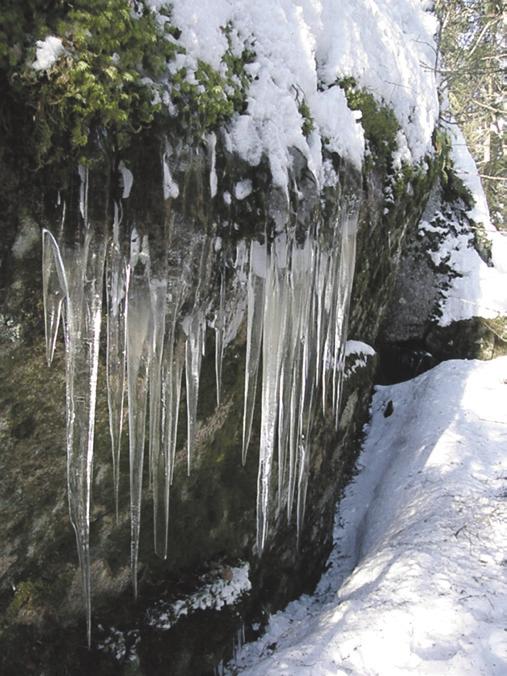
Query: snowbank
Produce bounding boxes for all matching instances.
[233,357,507,675]
[432,126,507,326]
[149,0,439,188]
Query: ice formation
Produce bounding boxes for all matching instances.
[42,157,358,641]
[42,169,107,645]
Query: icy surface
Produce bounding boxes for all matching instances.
[233,357,507,675]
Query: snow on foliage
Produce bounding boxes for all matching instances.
[32,36,65,71]
[426,125,507,326]
[232,357,507,676]
[147,563,252,631]
[148,0,439,188]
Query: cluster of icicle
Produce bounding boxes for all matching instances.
[42,165,358,645]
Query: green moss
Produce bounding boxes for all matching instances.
[4,1,178,165]
[169,23,254,133]
[338,77,399,167]
[298,98,314,137]
[5,580,46,623]
[1,3,255,170]
[429,128,473,207]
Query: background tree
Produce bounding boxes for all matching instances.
[435,0,505,229]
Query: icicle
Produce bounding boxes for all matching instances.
[163,272,186,491]
[158,333,184,559]
[296,312,318,540]
[242,241,266,465]
[183,312,206,475]
[286,357,301,522]
[332,209,358,427]
[56,227,106,647]
[78,165,89,223]
[105,204,128,520]
[167,341,184,487]
[207,132,218,198]
[257,237,288,552]
[215,270,225,407]
[149,277,167,551]
[126,232,153,598]
[285,238,314,522]
[42,229,66,366]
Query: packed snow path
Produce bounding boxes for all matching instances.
[233,357,507,675]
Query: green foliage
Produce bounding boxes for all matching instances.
[435,0,505,229]
[431,127,474,206]
[170,23,254,132]
[298,99,314,137]
[5,580,46,622]
[338,77,399,166]
[0,2,255,168]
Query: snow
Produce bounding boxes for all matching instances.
[148,0,439,188]
[233,357,507,675]
[449,126,492,231]
[147,563,252,631]
[428,126,507,326]
[118,161,134,200]
[344,340,376,378]
[234,179,253,201]
[344,340,376,359]
[32,36,65,71]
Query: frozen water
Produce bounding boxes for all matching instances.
[126,232,153,597]
[42,177,357,634]
[242,241,266,464]
[105,217,129,521]
[42,223,106,646]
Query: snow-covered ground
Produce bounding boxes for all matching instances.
[232,357,507,675]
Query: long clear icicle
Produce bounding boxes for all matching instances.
[257,237,288,552]
[182,230,214,475]
[43,224,106,647]
[105,206,128,521]
[215,270,225,407]
[332,209,358,427]
[158,334,184,558]
[242,241,266,465]
[64,232,105,647]
[149,277,167,554]
[42,229,66,366]
[149,279,167,485]
[183,311,205,475]
[286,237,314,523]
[126,232,153,598]
[154,265,186,557]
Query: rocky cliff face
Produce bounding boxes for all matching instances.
[2,4,504,675]
[0,127,447,674]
